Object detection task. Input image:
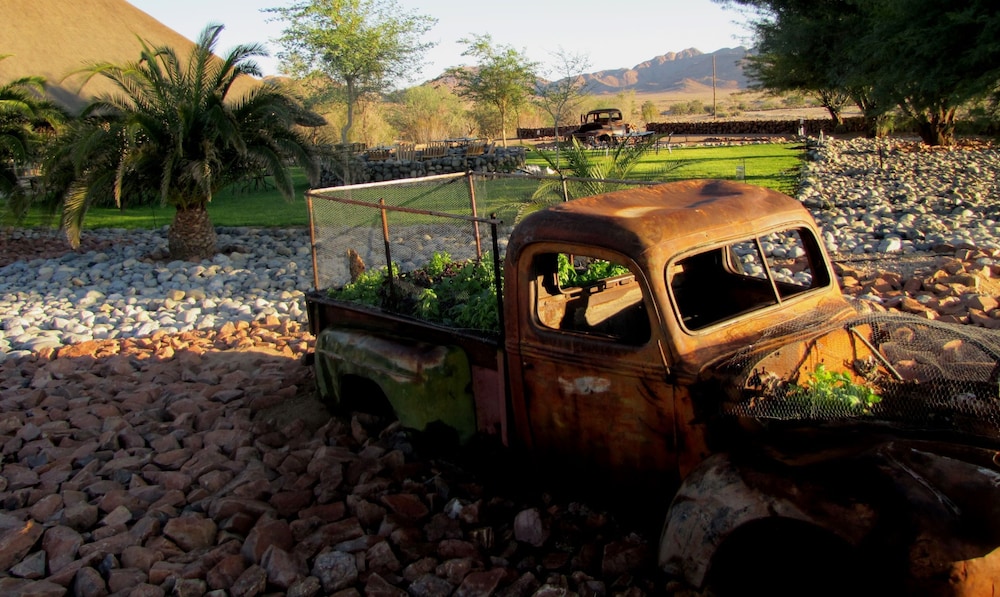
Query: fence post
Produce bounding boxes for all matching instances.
[379,198,396,303]
[306,192,320,290]
[466,172,483,259]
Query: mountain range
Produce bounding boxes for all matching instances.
[569,47,750,94]
[1,0,751,110]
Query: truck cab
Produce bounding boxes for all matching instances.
[503,180,854,483]
[572,108,626,145]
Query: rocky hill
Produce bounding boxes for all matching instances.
[569,47,750,94]
[0,0,256,112]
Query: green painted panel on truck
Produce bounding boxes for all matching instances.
[315,327,477,443]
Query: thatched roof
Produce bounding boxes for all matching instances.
[0,0,259,112]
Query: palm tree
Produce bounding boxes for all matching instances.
[0,57,65,224]
[505,137,684,223]
[44,24,322,260]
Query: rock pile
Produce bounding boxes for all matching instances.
[0,319,659,596]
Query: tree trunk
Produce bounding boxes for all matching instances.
[914,108,956,147]
[168,205,218,261]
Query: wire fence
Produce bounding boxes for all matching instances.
[305,171,659,291]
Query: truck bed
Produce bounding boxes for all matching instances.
[305,290,501,371]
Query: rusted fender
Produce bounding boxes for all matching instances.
[659,441,1000,594]
[314,328,477,443]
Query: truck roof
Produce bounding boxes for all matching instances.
[509,179,816,262]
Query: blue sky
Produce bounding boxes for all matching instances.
[127,0,754,82]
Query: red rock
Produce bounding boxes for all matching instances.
[92,523,128,541]
[513,508,548,547]
[71,566,107,597]
[261,545,304,589]
[148,561,185,585]
[99,505,133,528]
[148,488,187,512]
[78,530,135,558]
[455,568,506,597]
[436,558,476,585]
[0,577,68,597]
[163,516,217,551]
[207,497,275,521]
[438,539,479,560]
[311,550,358,593]
[107,568,147,592]
[230,564,268,597]
[365,540,401,576]
[97,492,143,519]
[286,575,322,597]
[299,502,346,522]
[4,463,40,490]
[364,572,408,597]
[121,545,163,572]
[207,554,246,590]
[10,549,46,579]
[29,494,63,523]
[126,583,165,597]
[172,578,207,597]
[197,470,233,493]
[180,448,231,479]
[296,518,365,560]
[0,519,44,571]
[152,448,192,470]
[202,429,251,455]
[380,494,428,522]
[242,517,294,564]
[966,294,999,312]
[601,538,650,576]
[269,490,315,518]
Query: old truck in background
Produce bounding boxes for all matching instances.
[305,178,1000,595]
[571,108,626,146]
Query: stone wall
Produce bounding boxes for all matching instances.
[518,117,867,139]
[318,146,526,187]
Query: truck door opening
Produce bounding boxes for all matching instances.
[533,251,652,345]
[669,227,831,331]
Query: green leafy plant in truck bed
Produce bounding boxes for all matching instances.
[329,252,500,333]
[787,363,882,416]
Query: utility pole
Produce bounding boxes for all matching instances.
[712,54,717,118]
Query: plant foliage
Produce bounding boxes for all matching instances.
[787,363,882,415]
[42,24,321,259]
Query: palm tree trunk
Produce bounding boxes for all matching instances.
[168,205,218,261]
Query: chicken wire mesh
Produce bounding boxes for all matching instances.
[305,171,657,291]
[717,304,1000,440]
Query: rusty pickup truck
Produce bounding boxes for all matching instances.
[305,179,1000,595]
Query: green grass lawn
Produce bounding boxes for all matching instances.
[15,142,804,230]
[526,141,805,195]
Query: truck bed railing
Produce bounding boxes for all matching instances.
[304,171,659,292]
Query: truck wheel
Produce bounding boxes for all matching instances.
[338,374,396,421]
[705,519,877,597]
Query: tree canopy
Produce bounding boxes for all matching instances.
[266,0,436,147]
[719,0,1000,145]
[448,34,538,148]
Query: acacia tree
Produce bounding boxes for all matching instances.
[390,84,467,143]
[43,24,321,260]
[850,0,1000,146]
[718,0,1000,145]
[448,34,538,148]
[266,0,436,147]
[534,48,590,169]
